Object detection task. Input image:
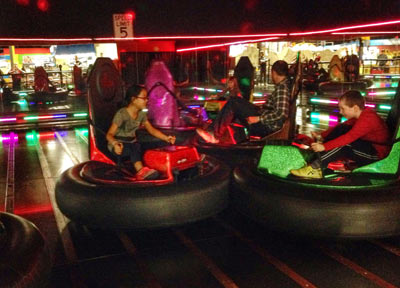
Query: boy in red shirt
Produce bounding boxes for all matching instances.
[291,90,391,179]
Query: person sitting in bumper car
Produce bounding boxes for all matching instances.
[291,90,391,179]
[106,85,176,180]
[196,60,290,144]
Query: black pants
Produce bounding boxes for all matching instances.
[213,96,273,138]
[311,124,379,169]
[112,141,142,166]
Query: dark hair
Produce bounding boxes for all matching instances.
[339,90,365,109]
[124,85,145,106]
[271,60,289,76]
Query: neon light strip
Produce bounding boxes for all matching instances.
[193,95,206,100]
[311,98,338,105]
[73,113,88,117]
[0,117,17,122]
[332,31,400,34]
[23,114,67,121]
[253,100,266,105]
[365,75,400,79]
[192,87,223,92]
[0,37,92,42]
[290,19,400,36]
[0,19,399,43]
[0,135,18,141]
[310,98,376,108]
[329,116,338,122]
[95,33,287,40]
[379,105,392,110]
[310,112,338,122]
[368,91,396,96]
[177,37,280,52]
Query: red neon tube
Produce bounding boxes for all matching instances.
[290,19,400,36]
[177,37,280,53]
[332,31,400,35]
[94,34,287,41]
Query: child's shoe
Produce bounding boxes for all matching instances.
[196,128,220,144]
[136,166,159,180]
[290,165,323,179]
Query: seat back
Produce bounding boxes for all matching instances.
[145,60,181,128]
[34,66,50,92]
[234,56,254,101]
[87,58,124,160]
[264,54,302,141]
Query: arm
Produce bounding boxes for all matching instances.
[323,112,372,151]
[143,120,176,144]
[106,123,123,154]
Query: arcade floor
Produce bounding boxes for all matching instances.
[1,125,400,288]
[1,81,400,287]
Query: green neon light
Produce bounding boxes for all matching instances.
[24,116,39,120]
[73,113,88,117]
[379,105,391,110]
[25,131,39,144]
[310,112,320,119]
[75,128,88,136]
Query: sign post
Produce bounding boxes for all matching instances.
[113,14,134,38]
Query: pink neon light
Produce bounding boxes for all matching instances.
[332,31,400,35]
[1,135,18,140]
[95,34,287,41]
[0,117,17,122]
[0,38,92,42]
[366,103,376,108]
[290,19,400,36]
[177,37,280,52]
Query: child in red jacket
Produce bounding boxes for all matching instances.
[291,90,391,179]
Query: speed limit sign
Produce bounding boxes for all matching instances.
[113,14,134,38]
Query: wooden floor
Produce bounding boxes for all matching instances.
[1,124,400,288]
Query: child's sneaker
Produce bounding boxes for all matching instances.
[290,165,323,179]
[136,167,159,180]
[196,128,220,144]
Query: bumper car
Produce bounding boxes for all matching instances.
[135,60,207,149]
[231,83,400,239]
[319,55,373,94]
[318,80,373,94]
[194,57,302,166]
[0,212,51,288]
[55,58,230,230]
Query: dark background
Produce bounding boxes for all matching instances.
[1,0,400,37]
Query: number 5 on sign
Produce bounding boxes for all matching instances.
[113,14,134,38]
